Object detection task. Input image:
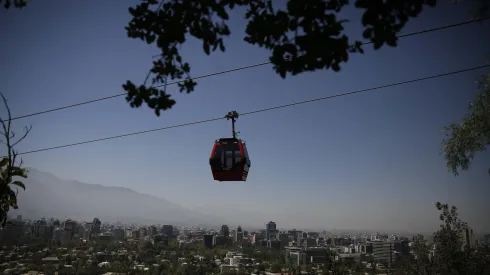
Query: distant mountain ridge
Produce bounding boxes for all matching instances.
[11,168,221,226]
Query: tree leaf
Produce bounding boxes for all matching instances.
[10,181,25,190]
[0,158,8,167]
[203,43,210,55]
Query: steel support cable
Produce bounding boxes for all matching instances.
[9,16,490,122]
[16,64,490,156]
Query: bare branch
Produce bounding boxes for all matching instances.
[11,125,32,148]
[0,92,12,133]
[0,94,13,172]
[0,92,31,227]
[11,150,17,170]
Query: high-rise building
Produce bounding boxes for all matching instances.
[462,227,476,249]
[203,234,214,249]
[278,232,289,248]
[132,229,140,239]
[162,225,174,237]
[90,218,101,240]
[307,232,319,238]
[234,226,243,242]
[113,228,125,241]
[53,227,63,245]
[266,221,277,241]
[62,219,77,244]
[148,225,157,236]
[288,229,300,241]
[214,234,227,246]
[32,220,47,238]
[221,225,230,238]
[393,240,410,255]
[372,241,395,267]
[140,227,148,240]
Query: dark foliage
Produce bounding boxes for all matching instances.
[398,202,490,275]
[0,0,26,9]
[123,0,437,116]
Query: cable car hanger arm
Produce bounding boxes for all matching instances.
[225,111,240,139]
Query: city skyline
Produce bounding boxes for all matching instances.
[9,167,489,235]
[2,211,487,274]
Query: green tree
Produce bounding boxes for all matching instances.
[271,262,282,273]
[0,93,31,227]
[399,202,490,275]
[123,0,437,116]
[442,74,490,176]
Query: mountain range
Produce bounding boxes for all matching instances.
[11,168,222,226]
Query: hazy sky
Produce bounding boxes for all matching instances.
[1,1,489,232]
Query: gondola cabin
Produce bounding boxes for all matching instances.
[209,138,251,181]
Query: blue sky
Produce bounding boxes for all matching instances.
[1,0,489,232]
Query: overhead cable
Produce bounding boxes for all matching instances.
[10,16,490,122]
[17,64,490,156]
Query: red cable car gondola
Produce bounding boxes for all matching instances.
[209,111,251,182]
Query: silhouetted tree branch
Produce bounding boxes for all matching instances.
[0,0,26,9]
[0,93,31,227]
[123,0,437,116]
